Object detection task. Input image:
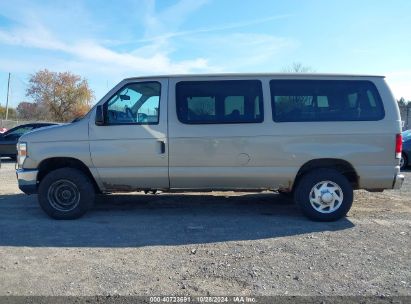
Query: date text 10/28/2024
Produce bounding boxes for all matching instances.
[149,296,256,303]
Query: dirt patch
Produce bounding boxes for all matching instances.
[0,159,410,296]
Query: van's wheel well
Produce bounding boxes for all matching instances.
[293,159,359,191]
[37,157,101,194]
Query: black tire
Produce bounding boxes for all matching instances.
[400,153,408,170]
[38,168,95,219]
[277,189,294,200]
[294,168,353,221]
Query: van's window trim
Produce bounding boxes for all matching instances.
[175,79,265,125]
[269,79,386,123]
[103,81,162,126]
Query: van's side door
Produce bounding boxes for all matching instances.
[88,79,169,191]
[168,77,274,189]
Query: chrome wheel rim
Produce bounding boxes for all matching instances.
[309,180,343,214]
[47,179,80,212]
[400,156,405,169]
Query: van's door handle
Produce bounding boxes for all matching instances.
[159,141,166,154]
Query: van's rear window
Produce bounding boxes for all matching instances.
[176,80,264,124]
[270,80,385,122]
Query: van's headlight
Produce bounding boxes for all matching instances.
[17,142,27,168]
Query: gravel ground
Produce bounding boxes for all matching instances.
[0,158,410,297]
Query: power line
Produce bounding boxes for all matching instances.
[15,74,30,87]
[5,73,10,120]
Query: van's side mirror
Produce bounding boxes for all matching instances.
[95,105,105,126]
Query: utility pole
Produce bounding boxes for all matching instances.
[5,72,10,120]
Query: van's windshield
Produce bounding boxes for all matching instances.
[106,82,161,124]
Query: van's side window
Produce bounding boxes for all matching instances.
[270,80,385,122]
[106,82,161,125]
[176,80,264,124]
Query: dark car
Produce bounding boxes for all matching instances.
[401,130,411,170]
[0,123,56,160]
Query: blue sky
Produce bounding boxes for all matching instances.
[0,0,410,108]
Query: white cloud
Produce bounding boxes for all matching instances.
[0,0,295,76]
[0,23,64,50]
[142,0,210,38]
[0,0,297,101]
[135,14,294,44]
[386,71,411,101]
[0,0,215,76]
[180,33,298,71]
[0,21,211,75]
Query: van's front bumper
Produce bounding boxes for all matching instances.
[16,169,38,194]
[393,173,405,190]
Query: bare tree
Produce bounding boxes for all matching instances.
[16,102,37,120]
[282,62,315,73]
[276,63,316,116]
[15,101,48,121]
[397,97,410,107]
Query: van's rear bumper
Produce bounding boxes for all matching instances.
[16,169,38,194]
[393,173,405,190]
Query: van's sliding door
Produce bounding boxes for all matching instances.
[168,77,274,190]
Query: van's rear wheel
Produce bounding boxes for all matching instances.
[294,169,353,221]
[38,168,95,219]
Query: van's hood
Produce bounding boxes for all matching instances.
[19,120,89,143]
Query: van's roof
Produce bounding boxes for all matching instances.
[125,73,385,81]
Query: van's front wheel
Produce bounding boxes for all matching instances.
[294,169,353,221]
[38,168,95,219]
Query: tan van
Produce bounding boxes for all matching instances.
[16,73,405,221]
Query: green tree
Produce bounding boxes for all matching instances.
[0,106,17,120]
[26,69,94,122]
